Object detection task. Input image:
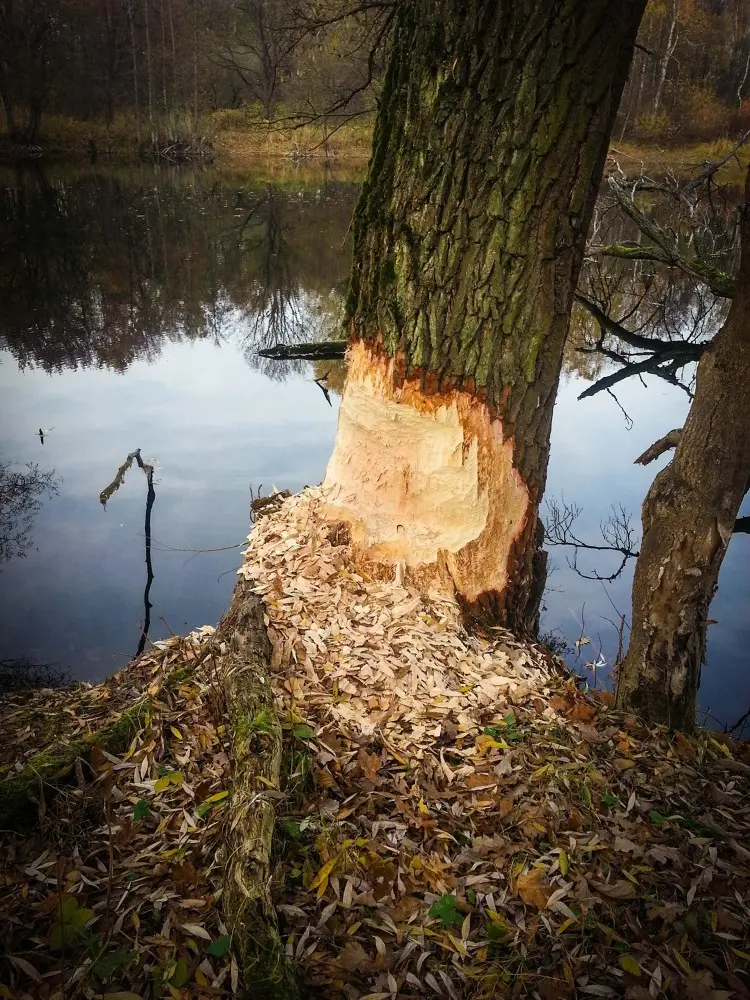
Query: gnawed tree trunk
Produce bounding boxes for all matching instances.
[324,0,645,631]
[215,578,298,999]
[616,171,750,731]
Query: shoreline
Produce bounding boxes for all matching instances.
[2,118,748,186]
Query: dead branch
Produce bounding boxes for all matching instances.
[544,496,639,582]
[635,428,683,465]
[258,340,346,360]
[211,579,299,998]
[605,177,736,299]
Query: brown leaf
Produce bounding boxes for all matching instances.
[684,971,714,999]
[338,940,373,972]
[593,880,637,899]
[538,980,574,1000]
[569,701,597,723]
[515,868,552,909]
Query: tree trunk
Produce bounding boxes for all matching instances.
[324,0,645,632]
[127,0,141,146]
[615,171,750,732]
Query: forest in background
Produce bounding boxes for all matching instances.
[3,0,750,161]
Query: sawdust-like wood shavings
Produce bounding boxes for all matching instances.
[240,488,750,1000]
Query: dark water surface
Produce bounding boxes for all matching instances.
[1,166,747,730]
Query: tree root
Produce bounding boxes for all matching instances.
[213,578,299,999]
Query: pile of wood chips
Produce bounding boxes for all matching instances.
[242,488,750,1000]
[1,487,749,1000]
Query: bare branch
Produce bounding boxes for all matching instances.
[575,293,705,358]
[544,496,639,582]
[635,428,683,465]
[607,177,736,298]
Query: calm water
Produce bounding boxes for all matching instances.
[1,166,747,731]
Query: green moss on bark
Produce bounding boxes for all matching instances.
[0,698,150,830]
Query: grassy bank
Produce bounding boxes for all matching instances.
[5,108,749,181]
[0,109,374,168]
[611,137,750,186]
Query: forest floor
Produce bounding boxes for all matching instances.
[1,489,750,1000]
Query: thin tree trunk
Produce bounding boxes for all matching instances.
[616,169,750,731]
[193,0,199,131]
[324,0,645,632]
[127,0,141,146]
[160,0,168,122]
[167,0,178,116]
[143,0,155,143]
[653,0,678,113]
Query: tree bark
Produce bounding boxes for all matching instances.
[215,578,298,999]
[616,170,750,731]
[324,0,645,632]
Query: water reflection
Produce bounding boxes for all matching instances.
[0,165,356,373]
[0,458,58,563]
[0,165,747,733]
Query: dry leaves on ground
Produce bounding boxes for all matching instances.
[2,485,749,1000]
[0,631,239,1000]
[241,488,750,1000]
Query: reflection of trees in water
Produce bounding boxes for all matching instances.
[568,184,738,398]
[233,183,350,379]
[0,168,357,373]
[0,460,58,564]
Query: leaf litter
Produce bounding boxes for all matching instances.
[240,488,750,1000]
[1,485,749,999]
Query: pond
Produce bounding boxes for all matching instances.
[1,164,748,732]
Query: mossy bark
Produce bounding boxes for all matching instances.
[616,171,750,731]
[0,697,150,830]
[214,578,298,999]
[342,0,646,631]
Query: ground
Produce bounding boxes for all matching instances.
[1,490,749,1000]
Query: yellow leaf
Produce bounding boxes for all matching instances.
[731,948,750,961]
[708,737,731,757]
[132,912,140,930]
[557,917,577,935]
[195,967,208,986]
[154,776,171,793]
[170,726,183,740]
[531,764,551,780]
[205,790,229,804]
[673,950,692,975]
[559,850,569,876]
[310,856,338,895]
[621,955,641,976]
[476,734,508,754]
[169,771,184,785]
